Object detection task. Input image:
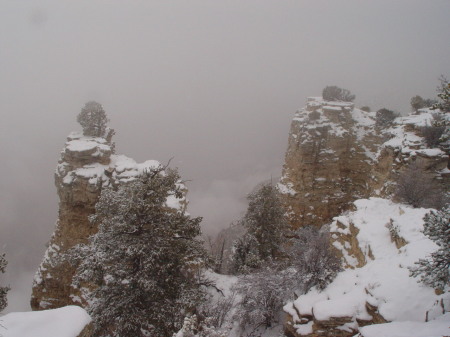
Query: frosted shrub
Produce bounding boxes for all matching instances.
[233,266,296,331]
[410,207,450,291]
[288,226,342,293]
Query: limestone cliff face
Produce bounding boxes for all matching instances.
[278,97,383,229]
[31,132,186,310]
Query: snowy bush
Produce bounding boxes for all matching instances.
[375,108,398,128]
[322,86,355,102]
[420,125,445,148]
[233,266,296,331]
[409,207,450,291]
[77,101,109,137]
[287,226,342,293]
[65,166,207,337]
[0,253,9,313]
[394,162,446,209]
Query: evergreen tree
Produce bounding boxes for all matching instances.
[66,166,207,337]
[77,101,109,137]
[0,253,9,313]
[410,207,449,291]
[232,183,288,273]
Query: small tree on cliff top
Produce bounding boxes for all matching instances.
[77,101,109,137]
[322,86,355,102]
[66,166,207,337]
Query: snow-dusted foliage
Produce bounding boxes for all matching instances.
[410,207,450,291]
[231,183,288,274]
[65,166,207,337]
[431,75,450,113]
[0,253,9,313]
[287,226,342,293]
[77,101,109,138]
[233,266,296,331]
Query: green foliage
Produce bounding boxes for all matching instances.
[322,86,355,102]
[360,106,371,112]
[77,101,109,137]
[66,166,207,337]
[0,253,9,313]
[231,184,288,274]
[410,207,450,291]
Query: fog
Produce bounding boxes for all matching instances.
[0,0,449,312]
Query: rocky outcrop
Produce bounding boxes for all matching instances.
[278,97,383,229]
[279,99,449,229]
[31,132,185,310]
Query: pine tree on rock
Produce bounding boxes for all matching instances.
[410,206,449,291]
[0,253,9,313]
[232,183,288,273]
[77,101,109,137]
[66,166,207,337]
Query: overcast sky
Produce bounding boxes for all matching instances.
[1,0,449,312]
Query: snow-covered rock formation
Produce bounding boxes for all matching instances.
[279,97,449,229]
[31,131,186,310]
[283,198,449,337]
[278,97,383,229]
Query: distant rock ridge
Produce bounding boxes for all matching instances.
[31,131,186,310]
[278,97,449,229]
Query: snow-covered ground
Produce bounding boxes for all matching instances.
[284,198,449,336]
[0,306,90,337]
[354,313,450,337]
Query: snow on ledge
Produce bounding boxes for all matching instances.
[1,306,91,337]
[355,313,450,337]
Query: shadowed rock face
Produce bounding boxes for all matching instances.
[30,132,182,311]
